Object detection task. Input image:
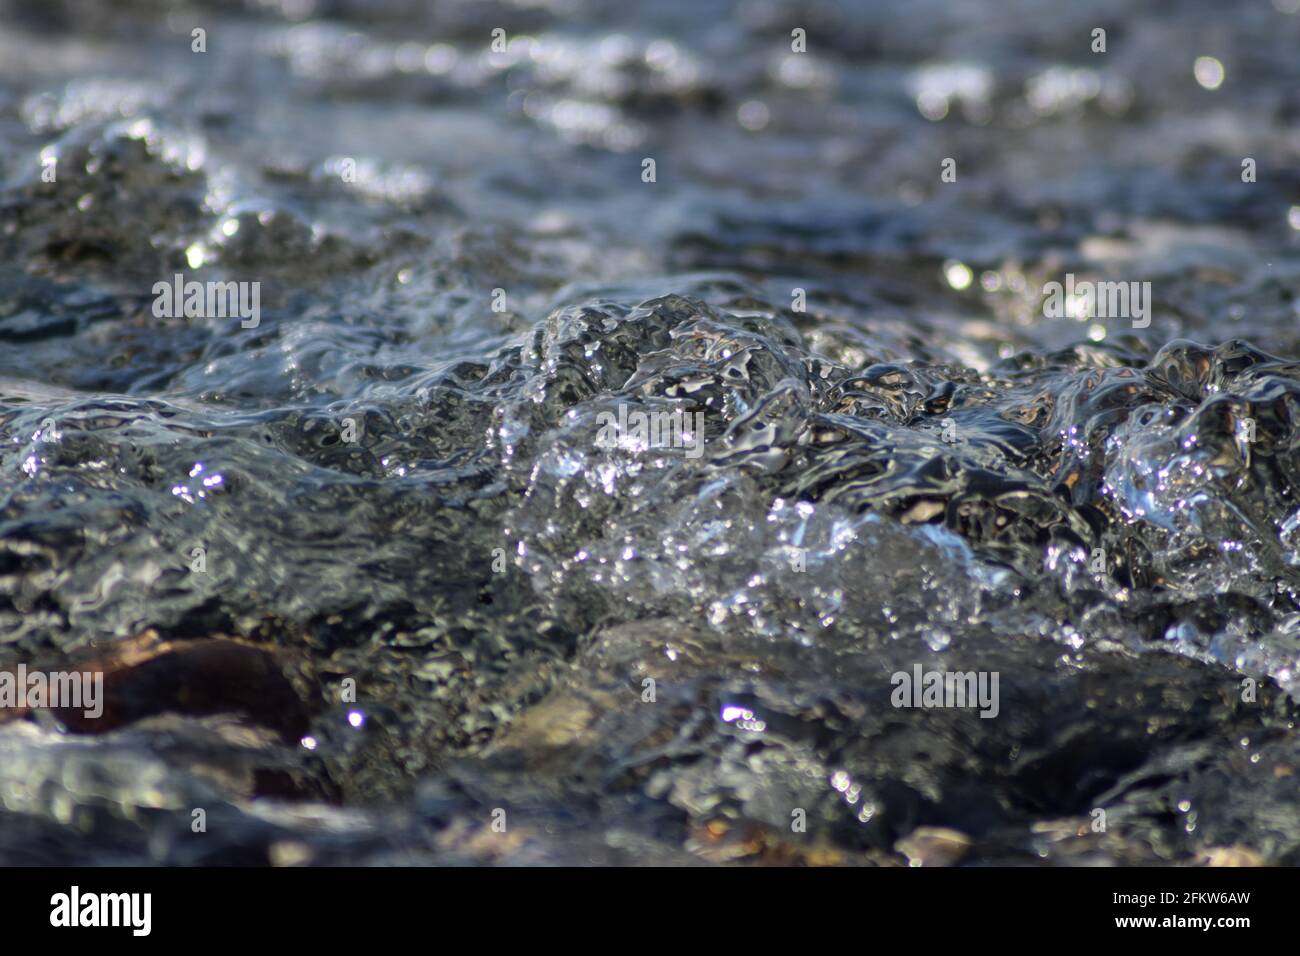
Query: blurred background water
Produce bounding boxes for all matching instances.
[1,0,1299,865]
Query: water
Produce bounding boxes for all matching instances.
[1,0,1299,865]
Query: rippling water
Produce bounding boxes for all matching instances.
[2,0,1300,865]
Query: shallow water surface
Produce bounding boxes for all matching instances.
[1,0,1300,865]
